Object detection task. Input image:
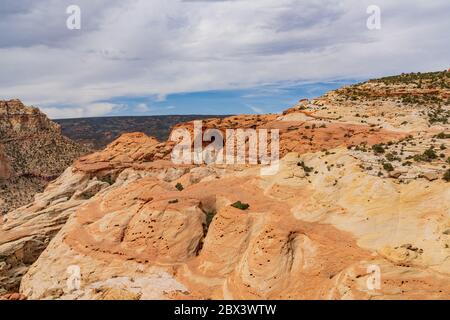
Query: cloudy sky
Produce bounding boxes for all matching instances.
[0,0,449,118]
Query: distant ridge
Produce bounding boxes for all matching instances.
[55,115,231,149]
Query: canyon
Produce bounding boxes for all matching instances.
[1,71,449,299]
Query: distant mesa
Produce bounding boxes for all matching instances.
[56,114,231,150]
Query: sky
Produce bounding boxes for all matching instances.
[0,0,449,118]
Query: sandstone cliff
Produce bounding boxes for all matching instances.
[1,71,449,299]
[0,100,90,214]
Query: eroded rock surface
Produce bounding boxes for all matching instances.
[1,71,450,299]
[0,99,90,213]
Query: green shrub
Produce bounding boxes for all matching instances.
[231,201,250,210]
[205,211,217,228]
[372,144,385,154]
[99,175,114,185]
[414,148,438,162]
[435,132,450,139]
[175,183,184,191]
[443,169,450,182]
[297,161,313,173]
[413,154,426,162]
[423,148,438,160]
[428,107,450,124]
[385,153,401,162]
[383,163,394,172]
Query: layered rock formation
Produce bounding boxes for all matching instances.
[1,71,449,299]
[0,100,90,213]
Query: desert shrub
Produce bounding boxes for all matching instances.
[297,161,313,173]
[385,153,401,162]
[414,148,438,162]
[354,145,368,152]
[231,201,250,210]
[372,144,385,154]
[428,107,450,124]
[413,154,426,162]
[175,183,184,191]
[205,211,217,229]
[383,162,394,172]
[435,132,450,139]
[99,174,115,185]
[443,169,450,182]
[423,148,438,160]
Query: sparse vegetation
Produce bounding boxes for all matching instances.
[385,153,401,162]
[175,183,184,191]
[443,169,450,182]
[335,71,450,109]
[205,211,217,229]
[424,148,438,160]
[428,107,450,125]
[414,148,438,162]
[99,175,115,185]
[374,71,450,89]
[435,132,450,139]
[297,161,314,173]
[372,144,385,154]
[383,163,394,172]
[231,201,250,210]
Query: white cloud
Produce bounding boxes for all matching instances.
[40,107,84,119]
[0,0,449,111]
[135,103,151,113]
[249,105,264,114]
[41,103,123,119]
